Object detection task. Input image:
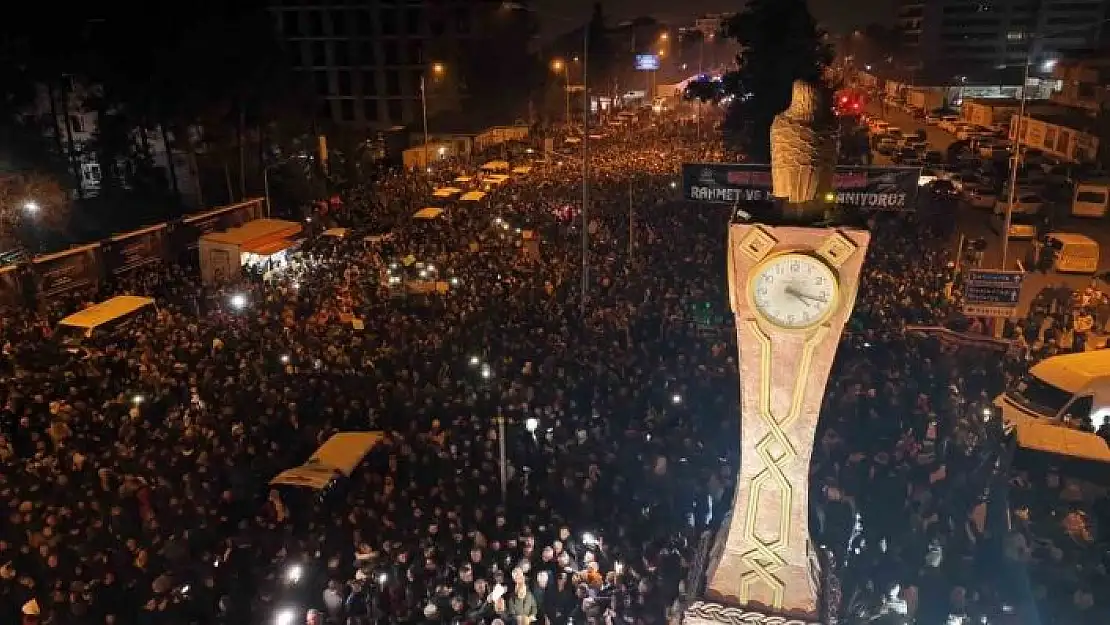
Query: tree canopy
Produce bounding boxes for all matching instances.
[718,0,832,160]
[0,2,315,243]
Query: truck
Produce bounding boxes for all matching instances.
[1071,179,1110,218]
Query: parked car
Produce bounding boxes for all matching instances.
[1007,213,1040,240]
[993,192,1045,215]
[964,185,998,209]
[976,139,1011,158]
[955,125,986,140]
[929,179,960,201]
[892,148,920,164]
[938,116,960,132]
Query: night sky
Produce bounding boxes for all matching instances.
[532,0,897,38]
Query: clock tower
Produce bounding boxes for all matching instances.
[685,80,871,625]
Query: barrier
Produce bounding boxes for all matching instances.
[902,324,1015,353]
[32,243,102,299]
[105,223,169,275]
[0,198,266,309]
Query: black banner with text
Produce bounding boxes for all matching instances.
[32,245,102,298]
[682,163,921,211]
[105,224,168,275]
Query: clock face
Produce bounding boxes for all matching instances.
[750,253,839,329]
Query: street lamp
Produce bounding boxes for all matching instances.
[551,58,571,124]
[421,62,446,171]
[504,1,590,316]
[22,200,39,214]
[1002,18,1110,269]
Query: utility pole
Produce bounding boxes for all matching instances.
[628,177,634,264]
[697,36,705,139]
[421,75,430,170]
[496,413,507,504]
[581,26,590,317]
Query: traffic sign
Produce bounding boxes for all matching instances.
[962,270,1024,318]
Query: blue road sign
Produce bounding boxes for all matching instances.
[963,270,1024,317]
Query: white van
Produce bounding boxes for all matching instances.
[996,350,1110,434]
[1046,232,1099,273]
[1071,181,1110,218]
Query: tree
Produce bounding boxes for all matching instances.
[0,172,68,249]
[683,77,724,104]
[719,0,832,160]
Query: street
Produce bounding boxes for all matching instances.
[868,103,1110,315]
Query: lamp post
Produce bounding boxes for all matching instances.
[1002,19,1110,270]
[552,59,571,125]
[496,413,507,503]
[421,62,446,171]
[503,1,590,315]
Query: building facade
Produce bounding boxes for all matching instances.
[915,0,1110,80]
[1051,53,1110,111]
[692,13,733,40]
[27,81,199,205]
[267,0,529,131]
[896,0,925,66]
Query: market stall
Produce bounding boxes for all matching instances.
[199,218,303,285]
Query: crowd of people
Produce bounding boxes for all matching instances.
[0,103,1106,625]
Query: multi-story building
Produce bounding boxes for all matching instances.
[915,0,1110,80]
[896,0,925,66]
[1051,52,1110,110]
[692,13,733,40]
[267,0,531,131]
[26,80,199,205]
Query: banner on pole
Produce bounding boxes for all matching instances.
[681,163,921,211]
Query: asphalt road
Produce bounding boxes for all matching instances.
[866,103,1110,315]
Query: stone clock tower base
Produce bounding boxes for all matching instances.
[685,600,821,625]
[694,224,869,624]
[682,79,869,625]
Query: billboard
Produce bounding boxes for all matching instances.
[635,54,660,71]
[32,243,102,298]
[105,223,168,275]
[681,163,921,211]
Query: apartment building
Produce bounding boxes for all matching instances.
[915,0,1110,79]
[896,0,925,65]
[27,80,199,205]
[267,0,529,130]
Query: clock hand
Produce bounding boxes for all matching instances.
[784,286,828,304]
